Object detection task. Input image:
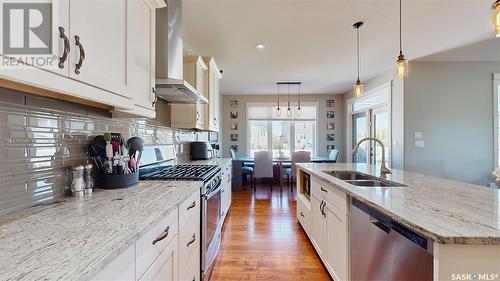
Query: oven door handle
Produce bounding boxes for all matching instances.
[204,183,222,200]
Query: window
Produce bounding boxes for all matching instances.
[247,103,317,157]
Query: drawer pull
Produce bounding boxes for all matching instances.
[74,35,85,74]
[320,187,328,193]
[187,201,196,210]
[58,27,69,68]
[152,226,170,245]
[187,234,196,247]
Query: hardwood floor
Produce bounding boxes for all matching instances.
[210,183,332,281]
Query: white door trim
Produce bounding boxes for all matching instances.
[493,73,500,168]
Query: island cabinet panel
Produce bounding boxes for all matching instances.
[221,162,232,222]
[301,172,349,281]
[325,201,348,281]
[139,237,178,281]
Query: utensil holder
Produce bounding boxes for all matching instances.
[95,172,139,189]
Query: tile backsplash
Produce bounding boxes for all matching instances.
[0,88,205,215]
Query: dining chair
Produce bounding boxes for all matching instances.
[328,149,340,162]
[230,149,254,187]
[286,151,311,192]
[253,151,274,192]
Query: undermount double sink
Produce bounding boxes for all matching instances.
[323,170,407,187]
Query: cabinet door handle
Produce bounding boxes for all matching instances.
[187,201,196,210]
[319,201,324,215]
[58,27,70,68]
[221,211,225,216]
[152,88,158,107]
[74,35,85,74]
[196,111,200,121]
[152,226,170,245]
[186,234,196,247]
[320,187,327,193]
[300,211,304,217]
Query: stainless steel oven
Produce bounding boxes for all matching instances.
[201,172,222,281]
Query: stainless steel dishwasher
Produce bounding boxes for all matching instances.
[350,198,433,281]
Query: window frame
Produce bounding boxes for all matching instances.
[493,73,500,167]
[246,102,318,157]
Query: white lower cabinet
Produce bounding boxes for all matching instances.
[325,202,348,281]
[221,163,232,222]
[300,173,349,281]
[140,237,179,281]
[93,188,200,281]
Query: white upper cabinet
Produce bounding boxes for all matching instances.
[0,0,164,118]
[204,57,222,132]
[68,0,127,95]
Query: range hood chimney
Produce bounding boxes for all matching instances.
[155,0,208,104]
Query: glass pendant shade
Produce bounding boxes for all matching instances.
[297,107,302,117]
[276,107,281,117]
[494,0,500,37]
[354,80,363,97]
[287,108,292,117]
[396,54,408,79]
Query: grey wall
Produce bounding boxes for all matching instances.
[221,94,345,161]
[343,70,405,170]
[0,89,204,215]
[404,62,500,185]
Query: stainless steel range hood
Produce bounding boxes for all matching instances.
[155,0,208,104]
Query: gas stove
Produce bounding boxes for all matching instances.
[139,164,220,182]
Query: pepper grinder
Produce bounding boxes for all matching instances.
[84,163,94,195]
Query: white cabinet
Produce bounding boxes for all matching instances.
[203,57,222,132]
[69,0,127,95]
[0,0,163,118]
[301,174,349,281]
[171,56,208,129]
[139,237,179,281]
[221,162,232,222]
[311,194,327,257]
[325,202,348,281]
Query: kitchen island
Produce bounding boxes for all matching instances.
[0,181,202,281]
[296,163,500,281]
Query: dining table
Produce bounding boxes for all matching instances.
[231,156,336,191]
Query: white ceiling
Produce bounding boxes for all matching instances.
[182,0,497,95]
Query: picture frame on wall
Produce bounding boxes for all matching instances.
[230,111,239,119]
[326,99,335,108]
[327,145,335,152]
[327,133,335,141]
[230,145,238,152]
[230,134,239,141]
[327,122,335,130]
[230,100,238,108]
[326,111,335,119]
[230,122,239,130]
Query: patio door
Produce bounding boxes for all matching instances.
[352,112,368,163]
[371,107,391,167]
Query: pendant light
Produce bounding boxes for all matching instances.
[353,21,364,97]
[395,0,408,78]
[493,0,500,37]
[276,83,281,117]
[297,83,302,117]
[287,84,292,117]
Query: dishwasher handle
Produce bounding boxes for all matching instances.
[369,217,391,234]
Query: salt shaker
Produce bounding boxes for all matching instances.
[84,163,94,194]
[70,164,86,196]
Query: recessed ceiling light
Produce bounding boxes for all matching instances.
[255,43,265,49]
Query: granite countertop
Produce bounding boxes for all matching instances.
[181,157,232,167]
[0,181,202,281]
[297,163,500,245]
